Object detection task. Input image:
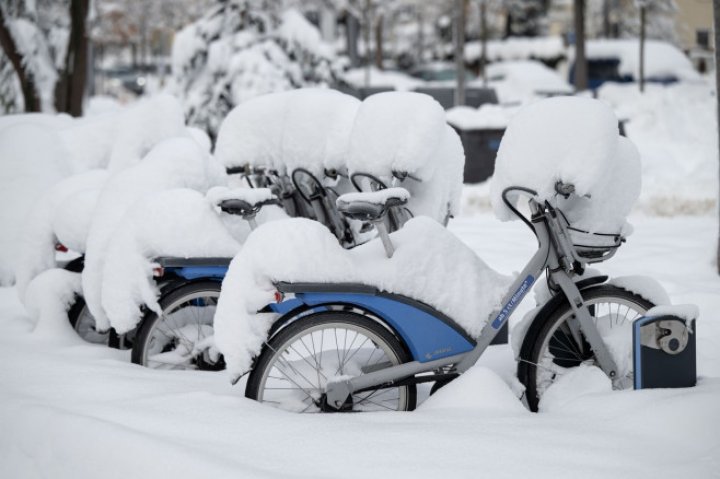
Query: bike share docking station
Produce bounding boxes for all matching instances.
[633,307,697,390]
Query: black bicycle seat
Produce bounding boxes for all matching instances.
[336,189,408,222]
[337,200,387,222]
[218,198,256,217]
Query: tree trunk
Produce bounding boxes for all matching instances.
[363,0,371,87]
[573,0,588,91]
[374,14,383,70]
[639,5,646,93]
[713,0,720,274]
[346,13,360,67]
[454,0,466,106]
[58,0,89,116]
[603,0,611,38]
[0,7,42,112]
[480,0,488,86]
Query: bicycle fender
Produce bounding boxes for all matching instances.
[517,275,609,355]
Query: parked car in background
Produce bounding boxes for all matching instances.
[570,39,700,89]
[410,62,477,84]
[478,60,573,104]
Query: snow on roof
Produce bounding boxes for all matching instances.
[584,39,699,81]
[490,96,641,233]
[446,104,520,130]
[465,36,565,63]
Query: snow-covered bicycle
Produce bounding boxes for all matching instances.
[244,182,655,412]
[129,167,409,370]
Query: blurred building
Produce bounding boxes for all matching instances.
[675,0,714,72]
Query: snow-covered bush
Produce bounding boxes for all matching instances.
[172,2,342,137]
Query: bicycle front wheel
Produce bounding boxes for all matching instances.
[246,311,417,413]
[518,285,654,412]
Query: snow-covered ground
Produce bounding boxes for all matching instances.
[1,211,718,478]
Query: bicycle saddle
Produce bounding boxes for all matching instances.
[218,198,257,217]
[336,188,409,222]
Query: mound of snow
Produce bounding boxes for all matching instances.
[15,170,109,304]
[539,364,612,413]
[347,92,446,179]
[419,366,526,414]
[24,268,84,341]
[348,92,465,222]
[491,96,641,233]
[214,216,511,379]
[609,275,670,306]
[82,138,226,331]
[446,104,520,130]
[598,82,717,215]
[100,189,247,333]
[215,88,360,175]
[106,94,188,172]
[0,123,72,285]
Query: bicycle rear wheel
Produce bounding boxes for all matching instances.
[246,311,417,413]
[131,281,224,371]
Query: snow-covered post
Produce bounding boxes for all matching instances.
[454,0,466,106]
[714,0,720,274]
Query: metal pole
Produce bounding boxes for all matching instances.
[573,0,588,91]
[454,0,466,106]
[480,0,487,87]
[714,0,720,273]
[639,5,646,93]
[364,0,371,88]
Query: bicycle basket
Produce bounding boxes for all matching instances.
[567,225,623,261]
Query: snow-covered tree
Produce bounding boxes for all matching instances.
[172,0,343,138]
[0,0,90,115]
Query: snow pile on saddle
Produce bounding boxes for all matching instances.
[348,92,465,223]
[214,217,511,379]
[491,96,641,233]
[215,89,465,224]
[214,89,360,175]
